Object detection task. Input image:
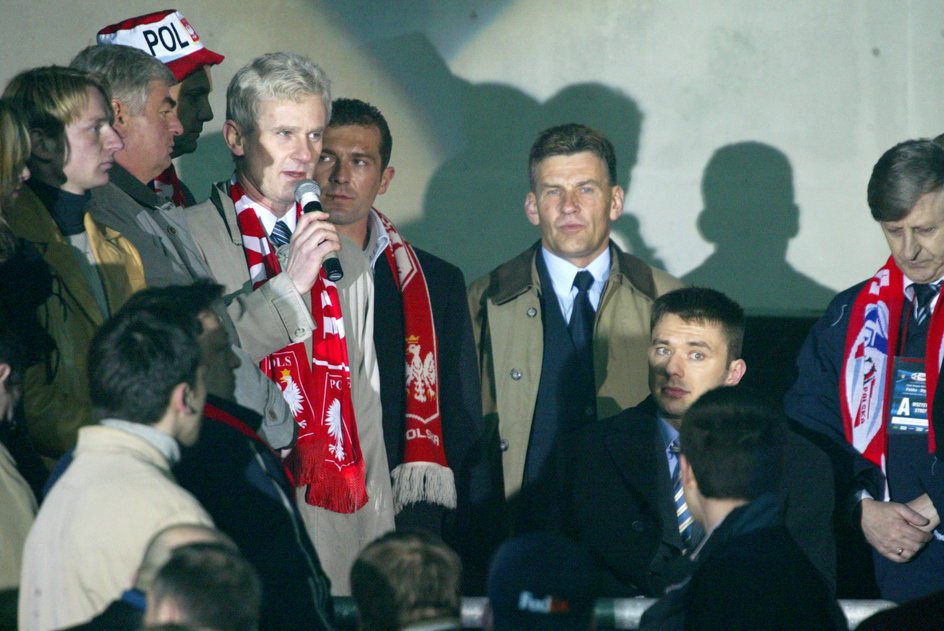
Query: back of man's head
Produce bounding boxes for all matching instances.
[135,523,235,592]
[226,52,331,136]
[487,532,597,631]
[528,123,616,191]
[146,542,261,631]
[71,44,175,115]
[328,98,393,169]
[680,385,783,502]
[351,529,462,631]
[88,294,202,424]
[650,286,745,362]
[868,138,944,222]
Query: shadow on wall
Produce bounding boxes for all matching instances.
[364,33,666,284]
[177,130,235,204]
[683,141,835,316]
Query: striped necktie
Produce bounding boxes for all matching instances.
[270,219,292,247]
[670,438,694,548]
[913,281,941,326]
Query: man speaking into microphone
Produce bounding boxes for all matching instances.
[187,53,395,594]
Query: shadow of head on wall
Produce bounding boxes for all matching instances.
[683,141,835,315]
[364,33,659,282]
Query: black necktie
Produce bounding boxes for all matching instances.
[569,271,595,350]
[913,282,941,327]
[270,220,292,247]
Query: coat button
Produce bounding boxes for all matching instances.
[168,225,177,235]
[499,439,509,452]
[527,307,537,318]
[293,327,309,339]
[510,368,522,380]
[632,520,645,532]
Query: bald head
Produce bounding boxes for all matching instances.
[135,524,235,591]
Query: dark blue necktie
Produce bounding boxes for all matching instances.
[270,219,292,247]
[569,271,595,350]
[913,282,941,326]
[670,438,695,548]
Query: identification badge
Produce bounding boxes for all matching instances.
[888,357,929,433]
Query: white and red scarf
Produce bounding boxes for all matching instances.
[152,164,188,208]
[842,256,943,475]
[231,176,367,513]
[376,211,456,512]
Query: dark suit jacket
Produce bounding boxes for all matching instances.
[638,494,846,631]
[58,596,143,631]
[554,396,836,597]
[372,244,505,592]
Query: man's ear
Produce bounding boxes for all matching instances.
[377,166,395,196]
[725,358,747,386]
[223,120,245,157]
[679,453,696,490]
[524,192,540,226]
[111,99,131,137]
[608,185,625,221]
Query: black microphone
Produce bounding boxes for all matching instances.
[295,180,343,282]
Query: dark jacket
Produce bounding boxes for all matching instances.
[373,244,505,593]
[554,397,836,596]
[174,396,334,631]
[638,494,846,631]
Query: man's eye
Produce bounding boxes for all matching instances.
[690,352,705,361]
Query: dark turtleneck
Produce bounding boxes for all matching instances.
[26,179,89,236]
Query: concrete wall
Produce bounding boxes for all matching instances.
[4,0,943,314]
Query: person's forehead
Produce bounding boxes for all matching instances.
[535,151,607,180]
[255,95,325,126]
[144,80,173,106]
[323,124,382,153]
[652,314,727,348]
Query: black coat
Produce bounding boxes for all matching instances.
[554,396,836,596]
[373,246,505,592]
[638,494,846,631]
[174,396,334,631]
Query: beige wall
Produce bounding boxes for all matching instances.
[4,0,943,314]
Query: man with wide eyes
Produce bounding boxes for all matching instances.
[553,287,835,598]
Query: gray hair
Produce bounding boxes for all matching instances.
[226,52,331,135]
[70,44,175,115]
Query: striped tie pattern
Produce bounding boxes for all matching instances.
[270,219,292,247]
[670,438,694,547]
[913,281,941,326]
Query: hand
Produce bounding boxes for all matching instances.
[906,493,941,532]
[282,211,341,295]
[860,498,932,562]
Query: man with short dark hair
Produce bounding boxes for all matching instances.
[145,543,262,631]
[555,287,835,596]
[639,386,846,631]
[18,292,212,631]
[316,98,503,589]
[96,9,224,206]
[787,138,944,602]
[350,530,462,631]
[468,124,683,530]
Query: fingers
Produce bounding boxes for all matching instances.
[283,213,342,294]
[861,499,934,563]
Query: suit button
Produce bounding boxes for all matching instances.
[168,225,177,235]
[293,327,308,339]
[510,369,522,380]
[527,307,537,318]
[632,520,645,532]
[499,439,509,452]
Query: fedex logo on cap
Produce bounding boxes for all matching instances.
[518,591,571,614]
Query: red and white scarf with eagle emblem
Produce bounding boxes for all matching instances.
[842,256,942,480]
[231,176,367,513]
[376,211,455,512]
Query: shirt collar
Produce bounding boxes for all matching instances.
[364,208,390,267]
[251,202,298,239]
[99,418,181,464]
[541,246,611,298]
[657,415,680,452]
